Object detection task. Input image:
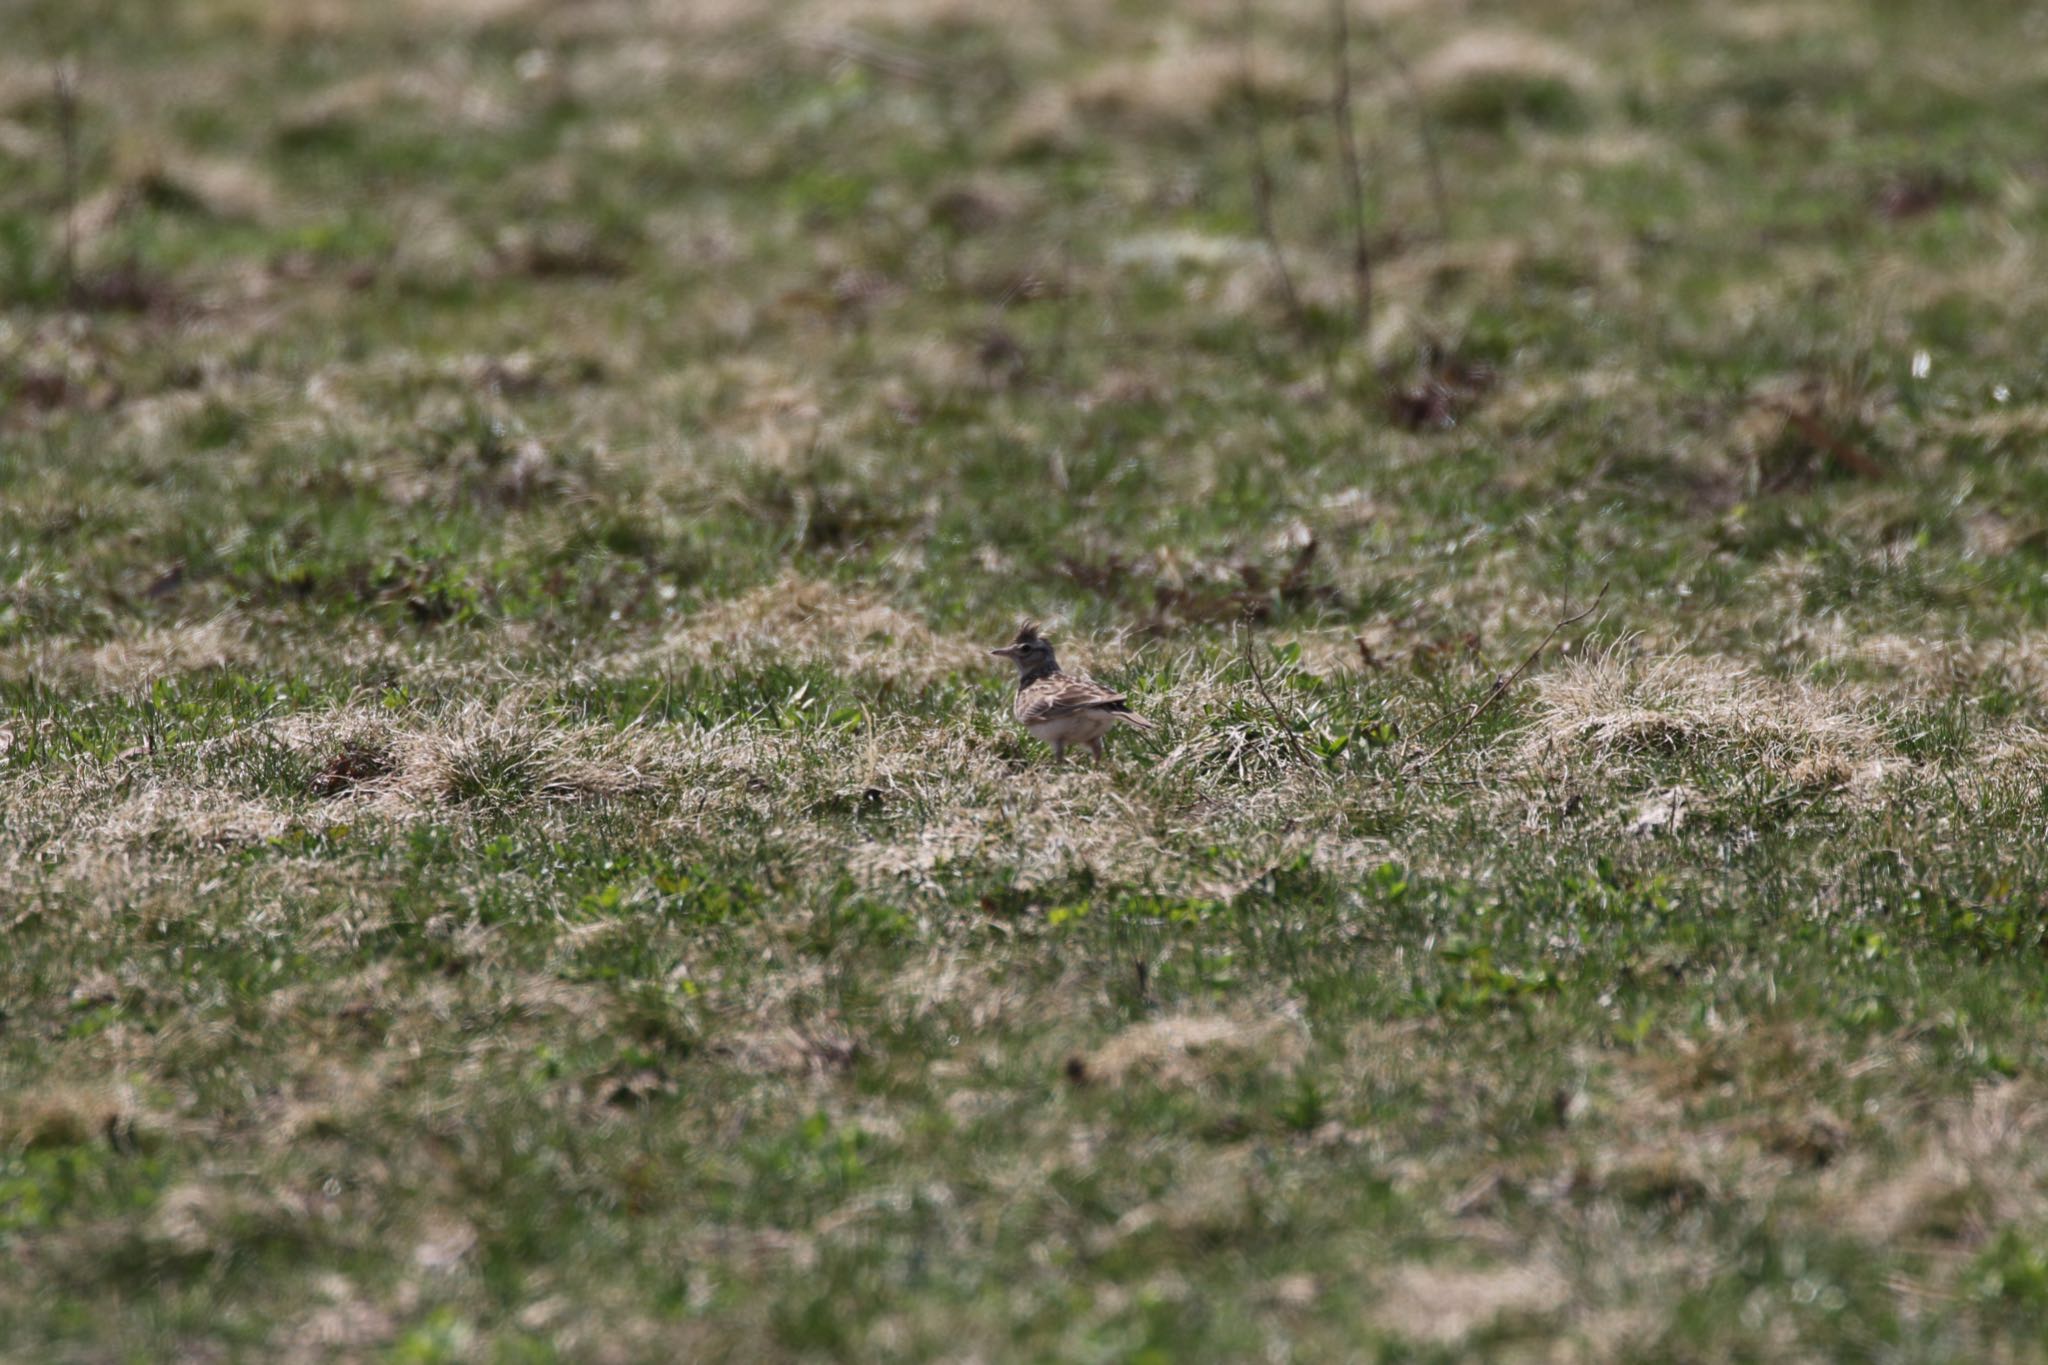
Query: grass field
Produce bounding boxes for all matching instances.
[6,0,2048,1358]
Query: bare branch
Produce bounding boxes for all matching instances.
[1329,0,1373,345]
[1240,622,1319,769]
[1237,0,1307,333]
[1352,10,1450,242]
[53,59,79,303]
[1049,236,1076,384]
[799,27,939,85]
[1401,583,1609,774]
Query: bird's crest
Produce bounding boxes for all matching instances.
[1013,621,1043,646]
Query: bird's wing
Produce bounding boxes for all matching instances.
[1020,676,1129,724]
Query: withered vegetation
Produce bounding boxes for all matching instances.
[5,0,2048,1358]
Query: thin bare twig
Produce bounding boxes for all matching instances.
[1049,237,1075,384]
[1329,0,1372,345]
[53,59,80,302]
[1240,623,1319,768]
[1401,582,1609,774]
[1237,0,1306,333]
[800,27,938,85]
[1351,10,1450,242]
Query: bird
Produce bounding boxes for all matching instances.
[988,622,1155,761]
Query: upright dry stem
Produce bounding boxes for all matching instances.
[1403,583,1610,774]
[1353,10,1450,241]
[53,60,80,301]
[1237,0,1308,335]
[1329,0,1374,345]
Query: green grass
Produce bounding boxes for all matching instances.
[6,0,2048,1358]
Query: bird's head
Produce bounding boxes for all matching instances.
[989,621,1056,675]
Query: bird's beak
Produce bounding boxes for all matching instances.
[990,645,1018,658]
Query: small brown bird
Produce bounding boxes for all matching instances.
[989,622,1155,761]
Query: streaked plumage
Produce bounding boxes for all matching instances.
[989,623,1155,761]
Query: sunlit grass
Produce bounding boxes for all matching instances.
[4,0,2048,1357]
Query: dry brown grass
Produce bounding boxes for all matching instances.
[1516,645,1888,792]
[0,1082,152,1153]
[1070,1011,1305,1090]
[88,617,252,688]
[7,0,2048,1354]
[381,701,677,806]
[1414,28,1599,97]
[603,575,989,688]
[1831,1081,2048,1253]
[1072,40,1315,132]
[1374,1256,1572,1345]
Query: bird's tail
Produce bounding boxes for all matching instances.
[1116,711,1157,733]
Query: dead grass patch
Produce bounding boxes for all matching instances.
[0,1083,153,1153]
[59,152,285,273]
[1415,30,1600,128]
[263,1060,394,1146]
[255,701,693,811]
[45,778,307,856]
[1416,30,1597,91]
[889,951,1016,1030]
[135,153,286,227]
[1067,1011,1304,1089]
[1844,630,2048,707]
[795,0,1043,35]
[1517,646,1886,791]
[835,714,1333,903]
[1831,1081,2048,1251]
[1711,2,1843,44]
[1058,532,1337,630]
[1374,1256,1571,1345]
[0,702,708,873]
[1096,1144,1262,1247]
[391,702,670,806]
[2,617,254,691]
[1000,37,1311,152]
[275,1282,396,1363]
[605,575,987,688]
[5,1,2045,1353]
[142,1178,318,1263]
[716,1025,862,1077]
[89,618,249,686]
[1072,41,1313,132]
